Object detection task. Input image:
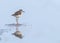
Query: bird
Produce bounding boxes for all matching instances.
[12,9,24,24]
[12,9,24,18]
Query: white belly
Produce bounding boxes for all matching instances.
[16,15,21,18]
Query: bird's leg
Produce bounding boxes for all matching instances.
[16,17,19,25]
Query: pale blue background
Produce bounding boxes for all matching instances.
[0,0,60,43]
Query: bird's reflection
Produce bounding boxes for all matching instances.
[12,24,23,39]
[5,23,24,39]
[13,31,23,39]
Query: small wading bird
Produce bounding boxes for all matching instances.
[12,9,24,24]
[12,9,24,39]
[5,9,25,27]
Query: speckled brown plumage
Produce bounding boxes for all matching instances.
[12,9,24,17]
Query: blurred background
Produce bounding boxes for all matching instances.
[0,0,60,43]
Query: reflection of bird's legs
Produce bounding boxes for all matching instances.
[16,25,19,31]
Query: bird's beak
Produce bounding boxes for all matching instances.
[22,11,25,12]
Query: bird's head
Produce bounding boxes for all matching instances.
[19,9,25,12]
